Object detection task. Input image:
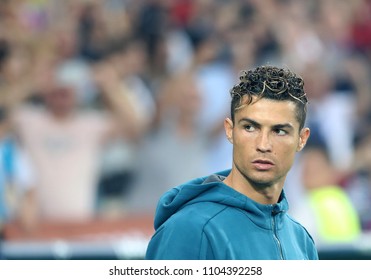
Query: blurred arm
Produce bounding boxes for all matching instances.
[92,61,149,141]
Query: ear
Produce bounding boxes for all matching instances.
[297,127,310,152]
[224,117,234,144]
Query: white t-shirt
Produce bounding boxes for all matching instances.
[13,105,113,222]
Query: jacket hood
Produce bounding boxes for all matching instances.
[153,169,289,230]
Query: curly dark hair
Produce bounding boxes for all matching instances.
[230,65,308,130]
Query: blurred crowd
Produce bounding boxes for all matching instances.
[0,0,371,247]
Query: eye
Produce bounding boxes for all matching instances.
[244,125,255,132]
[274,128,287,136]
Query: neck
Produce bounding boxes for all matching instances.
[223,168,283,205]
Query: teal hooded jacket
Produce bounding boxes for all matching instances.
[145,169,319,260]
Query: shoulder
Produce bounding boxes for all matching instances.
[12,104,46,123]
[146,202,230,259]
[163,202,228,231]
[286,213,317,244]
[152,201,235,246]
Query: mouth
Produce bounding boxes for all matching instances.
[252,159,274,171]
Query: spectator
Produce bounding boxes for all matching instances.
[300,62,357,171]
[124,70,208,215]
[92,45,156,217]
[290,141,361,246]
[0,104,37,239]
[187,25,235,174]
[343,116,371,231]
[11,58,146,222]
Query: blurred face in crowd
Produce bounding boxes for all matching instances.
[45,85,77,119]
[300,147,336,190]
[225,97,310,190]
[176,76,202,118]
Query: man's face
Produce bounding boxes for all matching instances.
[45,86,76,117]
[225,97,310,188]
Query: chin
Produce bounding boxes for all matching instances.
[249,174,278,187]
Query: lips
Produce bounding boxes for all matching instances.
[252,159,274,170]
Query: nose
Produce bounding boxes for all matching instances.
[256,131,272,153]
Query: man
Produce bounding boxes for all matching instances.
[11,59,146,222]
[145,65,318,260]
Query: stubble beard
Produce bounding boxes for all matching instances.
[234,160,282,191]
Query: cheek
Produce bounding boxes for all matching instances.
[232,135,254,162]
[274,141,298,165]
[233,144,249,160]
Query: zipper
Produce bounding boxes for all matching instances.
[272,208,284,260]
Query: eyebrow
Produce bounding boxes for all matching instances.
[238,118,295,130]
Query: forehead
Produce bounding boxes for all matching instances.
[235,97,300,129]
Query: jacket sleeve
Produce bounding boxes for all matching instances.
[307,242,319,260]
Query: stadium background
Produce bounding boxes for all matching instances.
[1,0,371,259]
